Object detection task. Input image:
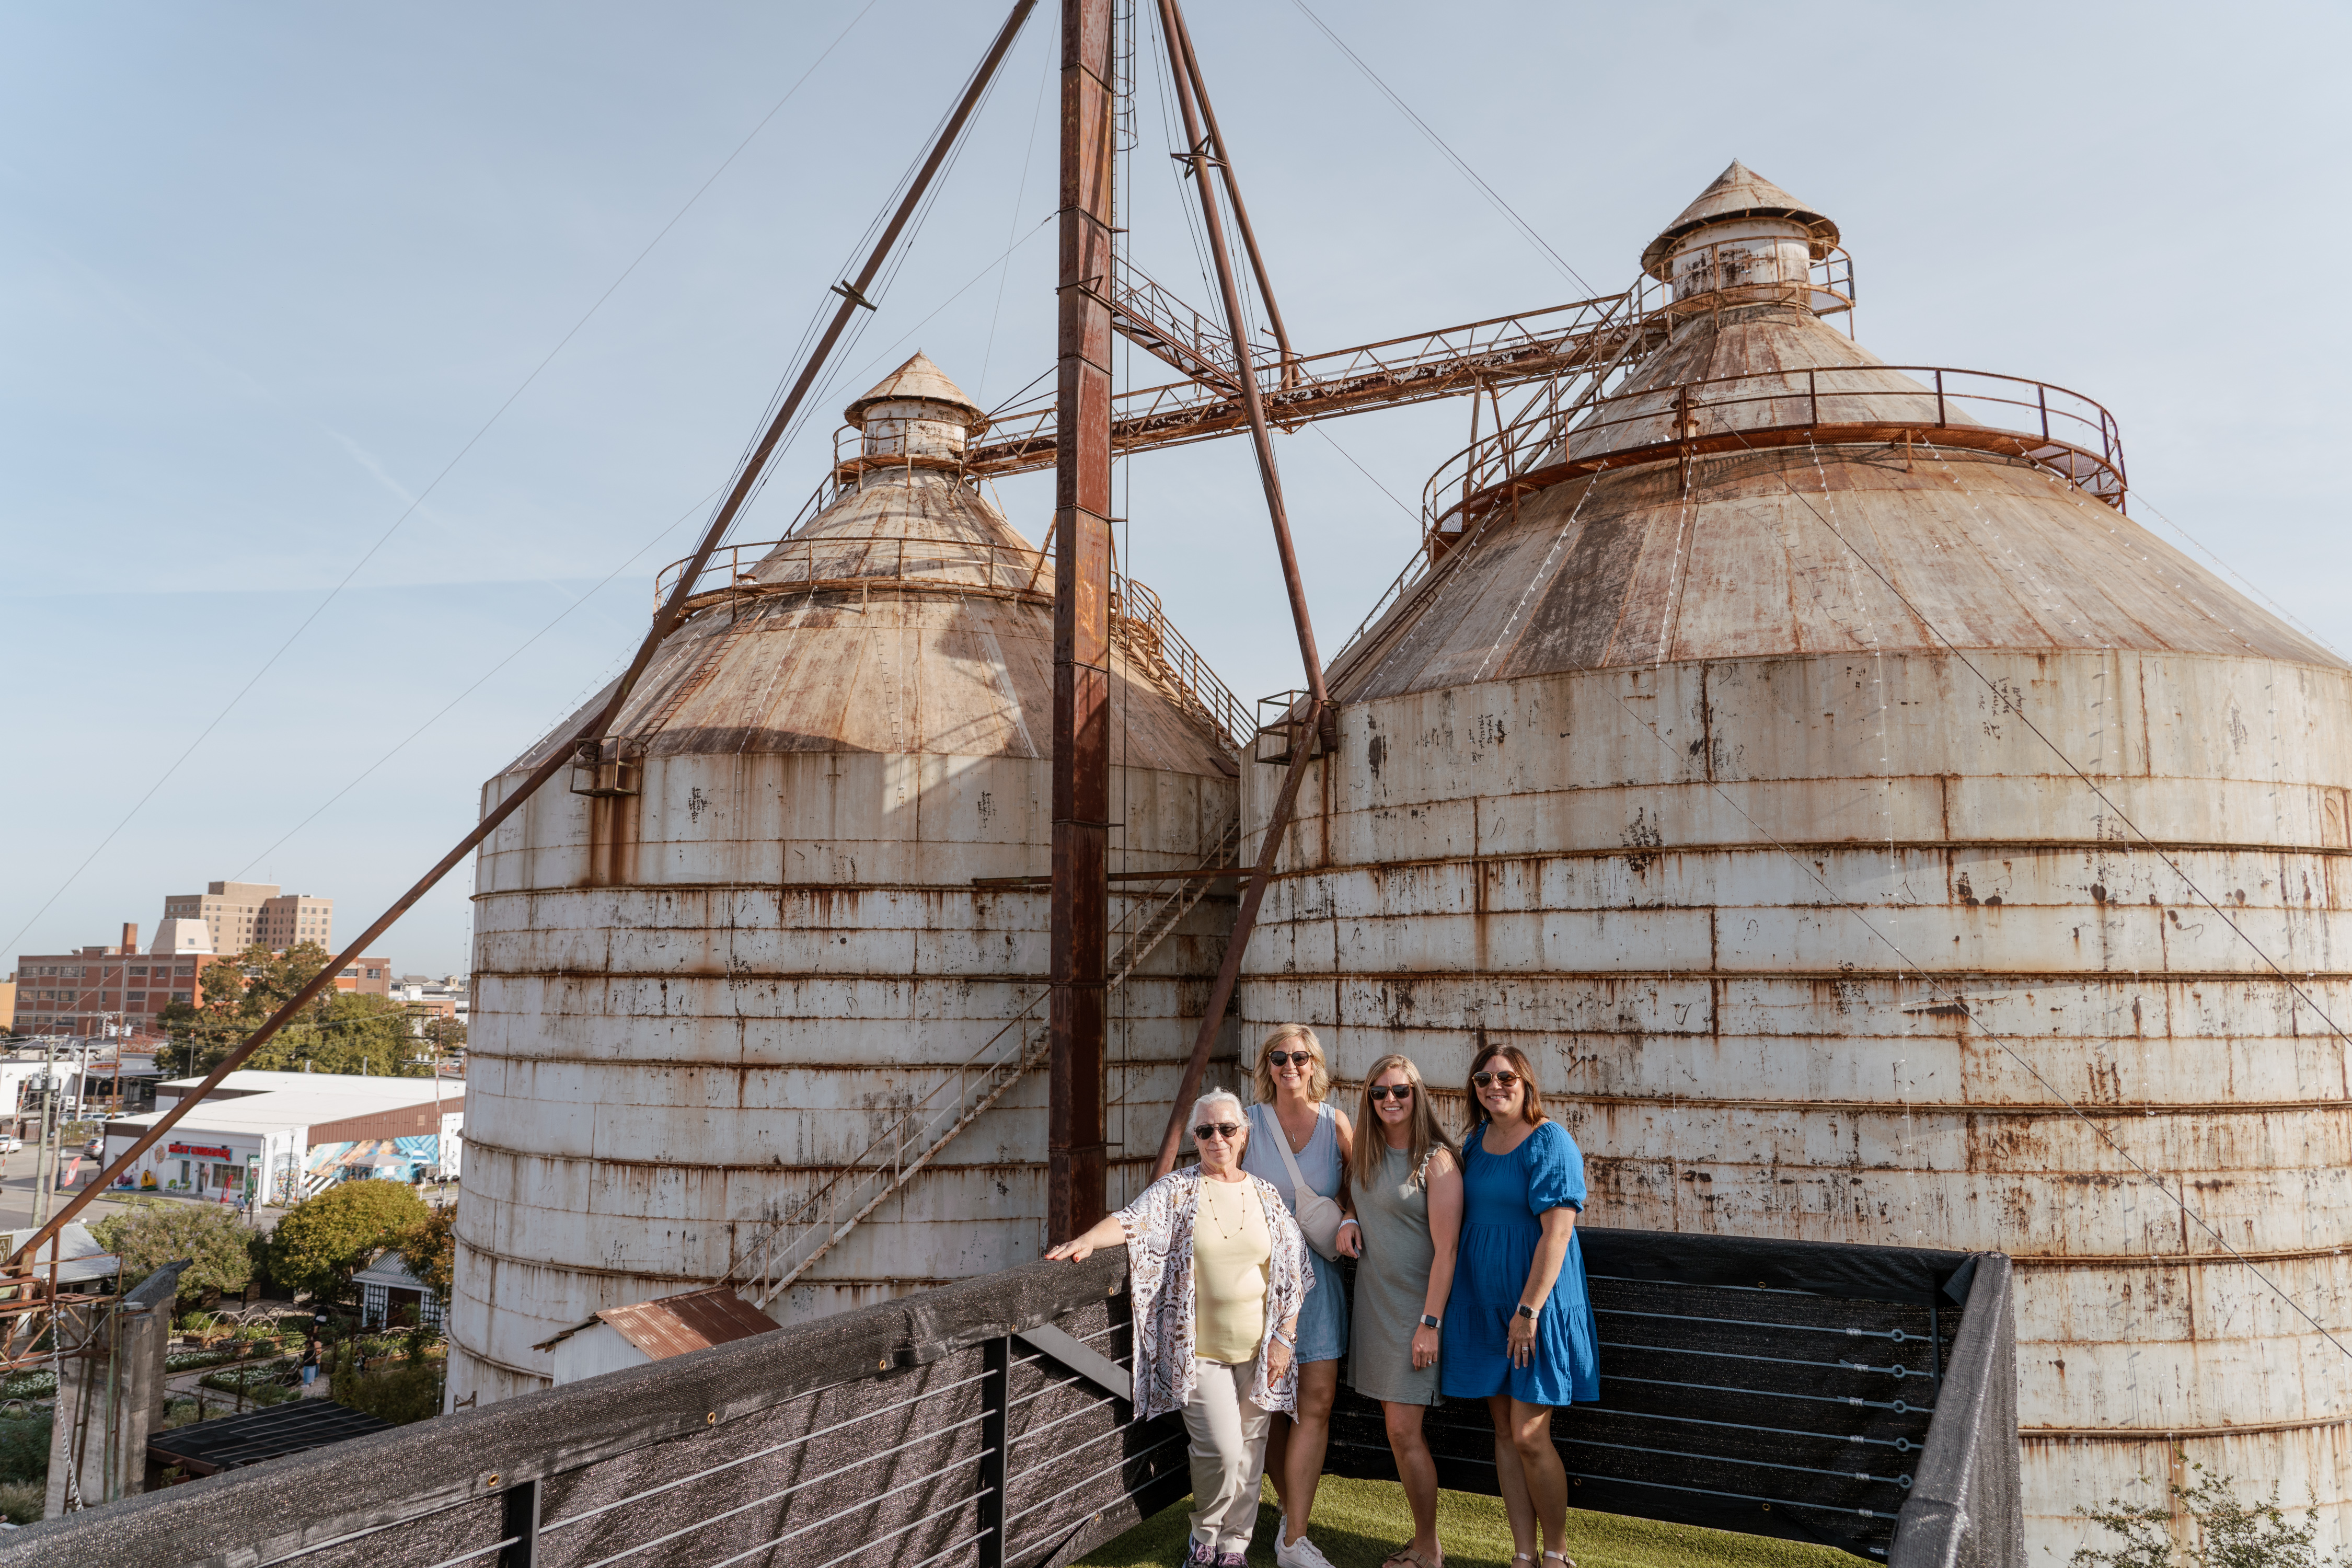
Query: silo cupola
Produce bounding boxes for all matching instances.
[1640,159,1840,314]
[842,351,988,466]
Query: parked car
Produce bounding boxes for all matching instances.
[0,1135,21,1154]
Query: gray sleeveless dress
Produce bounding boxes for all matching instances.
[1347,1142,1440,1404]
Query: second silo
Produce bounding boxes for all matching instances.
[1241,165,2351,1552]
[450,355,1242,1405]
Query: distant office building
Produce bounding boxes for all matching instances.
[159,882,332,955]
[13,925,216,1037]
[15,917,387,1034]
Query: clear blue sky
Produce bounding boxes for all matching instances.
[4,1,2345,974]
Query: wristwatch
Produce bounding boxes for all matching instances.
[1419,1313,1441,1330]
[1514,1303,1539,1320]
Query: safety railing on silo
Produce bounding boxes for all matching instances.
[1,1233,2021,1568]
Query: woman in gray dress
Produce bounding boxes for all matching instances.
[1337,1053,1461,1568]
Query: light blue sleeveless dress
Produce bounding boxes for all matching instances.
[1241,1099,1348,1364]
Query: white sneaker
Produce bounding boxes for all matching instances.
[1275,1523,1337,1568]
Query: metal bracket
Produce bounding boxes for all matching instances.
[832,279,879,312]
[1013,1322,1130,1403]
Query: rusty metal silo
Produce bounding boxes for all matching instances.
[1240,165,2351,1550]
[450,354,1245,1405]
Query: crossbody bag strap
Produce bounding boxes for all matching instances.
[1259,1099,1316,1207]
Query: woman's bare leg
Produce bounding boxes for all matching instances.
[1281,1362,1339,1543]
[1264,1411,1291,1519]
[1486,1393,1536,1558]
[1507,1400,1567,1558]
[1382,1400,1442,1558]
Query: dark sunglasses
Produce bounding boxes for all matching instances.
[1194,1122,1242,1141]
[1265,1050,1316,1067]
[1472,1070,1521,1089]
[1366,1085,1414,1102]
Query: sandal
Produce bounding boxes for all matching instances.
[1382,1550,1440,1568]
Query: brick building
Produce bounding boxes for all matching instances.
[13,925,215,1037]
[12,922,389,1035]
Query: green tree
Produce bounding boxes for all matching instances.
[398,1201,456,1300]
[420,1014,467,1056]
[89,1197,252,1306]
[266,1181,430,1301]
[159,943,427,1078]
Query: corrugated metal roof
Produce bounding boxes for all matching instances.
[594,1286,776,1361]
[1642,159,1839,278]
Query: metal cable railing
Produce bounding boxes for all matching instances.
[0,1236,2017,1568]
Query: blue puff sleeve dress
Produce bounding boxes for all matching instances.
[1439,1119,1599,1406]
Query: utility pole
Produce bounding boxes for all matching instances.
[31,1039,56,1229]
[1047,0,1116,1243]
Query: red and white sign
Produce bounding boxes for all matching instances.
[167,1143,231,1160]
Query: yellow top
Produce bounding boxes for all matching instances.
[1192,1175,1271,1364]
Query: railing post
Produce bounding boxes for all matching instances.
[2038,384,2050,443]
[498,1478,539,1568]
[977,1335,1010,1568]
[1934,370,1946,428]
[1808,367,1818,428]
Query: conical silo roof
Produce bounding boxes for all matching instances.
[1329,171,2341,699]
[843,351,988,433]
[498,361,1232,777]
[1640,159,1840,279]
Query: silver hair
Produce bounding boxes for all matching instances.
[1188,1088,1246,1139]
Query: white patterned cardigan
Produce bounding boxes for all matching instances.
[1117,1167,1313,1421]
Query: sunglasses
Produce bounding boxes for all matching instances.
[1194,1122,1242,1141]
[1265,1050,1316,1067]
[1472,1070,1521,1090]
[1366,1085,1414,1102]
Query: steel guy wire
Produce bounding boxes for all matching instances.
[1602,436,2352,1364]
[228,483,726,880]
[1284,0,1597,297]
[1905,436,2351,1045]
[1309,424,1422,527]
[978,29,1057,405]
[2125,490,2344,661]
[0,0,886,961]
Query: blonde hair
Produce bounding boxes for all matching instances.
[1348,1054,1458,1191]
[1252,1023,1330,1105]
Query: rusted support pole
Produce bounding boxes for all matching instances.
[5,0,1040,1271]
[1155,0,1324,708]
[1160,1,1297,387]
[597,0,1037,735]
[1048,0,1116,1243]
[1149,0,1330,1177]
[1153,721,1318,1180]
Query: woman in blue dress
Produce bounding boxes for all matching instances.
[1439,1043,1598,1568]
[1239,1024,1353,1568]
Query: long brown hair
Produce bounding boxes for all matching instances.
[1349,1054,1457,1190]
[1465,1042,1546,1127]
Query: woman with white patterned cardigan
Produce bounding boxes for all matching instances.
[1046,1087,1312,1567]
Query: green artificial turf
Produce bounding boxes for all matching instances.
[1075,1475,1866,1568]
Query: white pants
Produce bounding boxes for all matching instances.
[1182,1355,1272,1555]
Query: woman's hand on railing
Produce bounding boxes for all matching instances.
[1045,1212,1125,1263]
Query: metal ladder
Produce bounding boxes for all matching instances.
[732,815,1242,1312]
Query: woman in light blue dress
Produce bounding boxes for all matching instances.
[1240,1024,1353,1568]
[1439,1043,1597,1568]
